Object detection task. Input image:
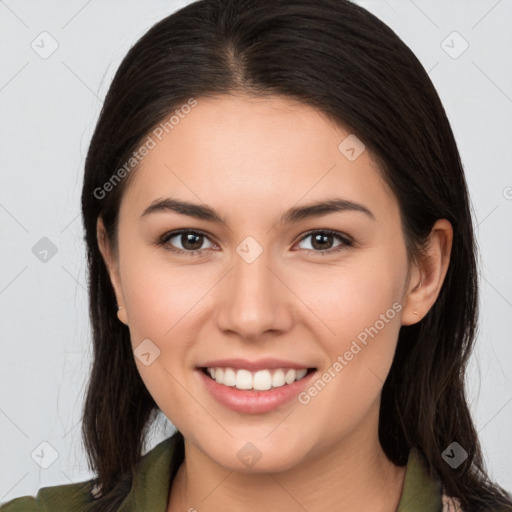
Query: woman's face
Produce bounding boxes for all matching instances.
[99,94,425,472]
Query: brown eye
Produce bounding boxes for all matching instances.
[158,230,215,255]
[296,230,353,255]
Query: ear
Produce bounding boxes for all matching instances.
[96,217,128,325]
[401,219,453,326]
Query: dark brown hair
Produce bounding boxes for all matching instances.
[80,0,512,510]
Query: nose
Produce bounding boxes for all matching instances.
[215,245,293,342]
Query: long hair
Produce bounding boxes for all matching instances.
[80,1,512,510]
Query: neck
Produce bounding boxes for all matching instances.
[167,409,406,512]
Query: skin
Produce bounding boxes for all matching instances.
[97,93,453,512]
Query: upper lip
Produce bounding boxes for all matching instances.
[198,358,315,372]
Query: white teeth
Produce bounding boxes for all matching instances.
[223,368,236,387]
[253,370,272,391]
[235,369,253,390]
[284,369,296,385]
[296,369,307,380]
[206,367,310,391]
[272,369,286,388]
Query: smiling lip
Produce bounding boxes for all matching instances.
[198,358,312,372]
[196,359,317,414]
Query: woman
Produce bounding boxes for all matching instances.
[2,0,511,511]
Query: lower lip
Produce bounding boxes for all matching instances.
[197,369,316,414]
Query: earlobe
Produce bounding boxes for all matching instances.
[401,266,425,326]
[401,219,453,326]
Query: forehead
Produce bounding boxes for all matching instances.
[120,94,397,224]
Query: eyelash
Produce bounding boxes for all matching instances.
[156,228,354,257]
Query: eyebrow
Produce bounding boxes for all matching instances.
[140,197,375,224]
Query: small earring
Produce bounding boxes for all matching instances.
[116,305,127,325]
[413,310,419,315]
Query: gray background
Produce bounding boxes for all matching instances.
[1,0,511,501]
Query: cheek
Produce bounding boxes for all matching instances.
[289,247,405,348]
[118,253,223,417]
[121,262,203,423]
[288,249,405,413]
[120,246,211,342]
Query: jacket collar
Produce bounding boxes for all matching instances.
[397,448,443,511]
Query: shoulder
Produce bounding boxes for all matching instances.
[0,479,94,512]
[0,434,179,512]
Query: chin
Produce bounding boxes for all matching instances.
[198,436,310,474]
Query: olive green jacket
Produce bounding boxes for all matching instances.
[1,436,460,511]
